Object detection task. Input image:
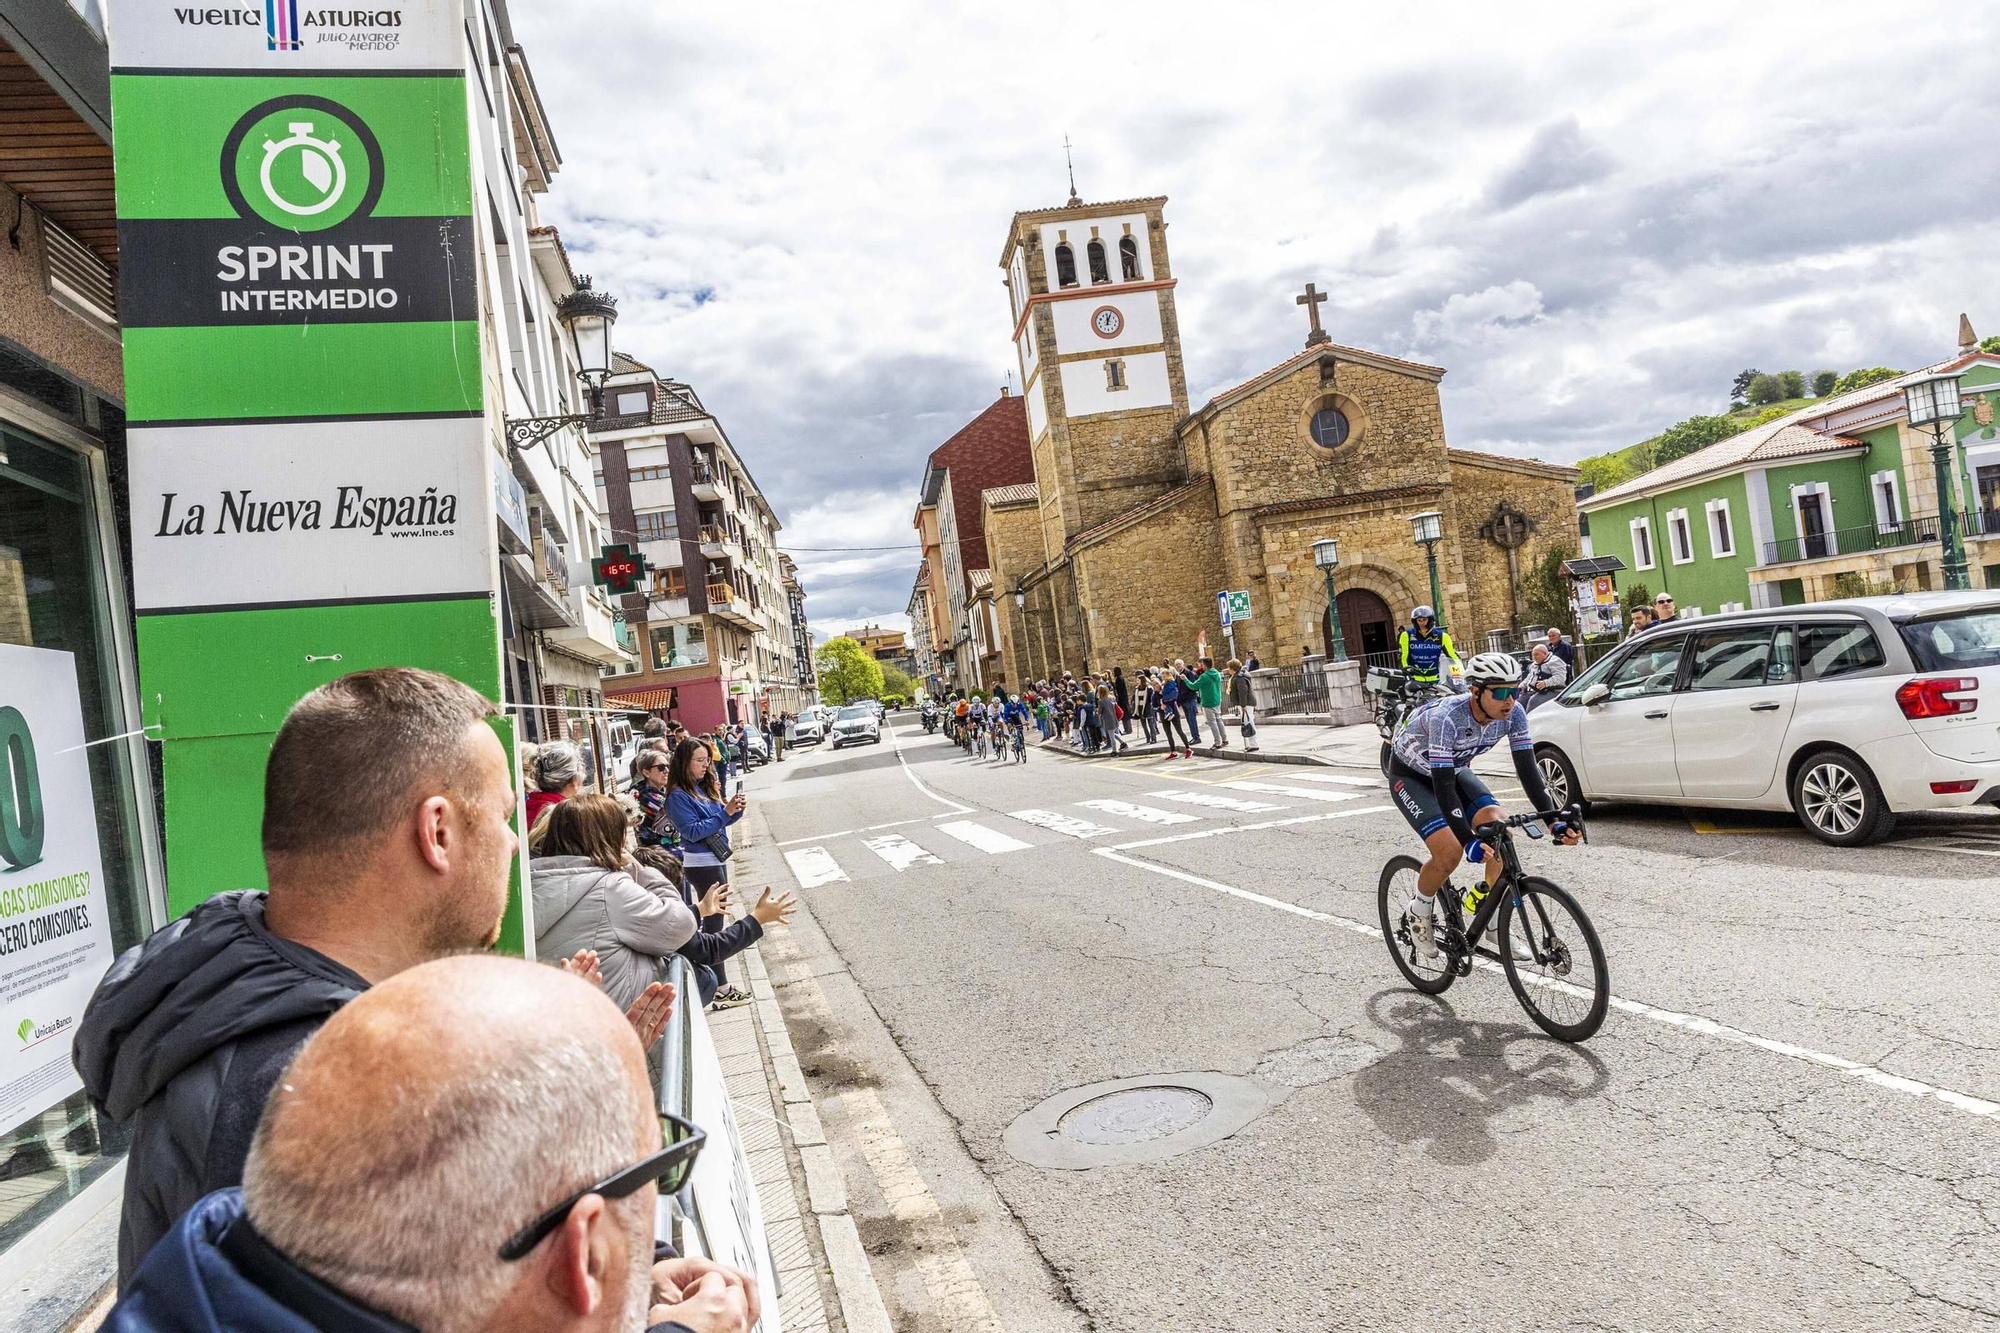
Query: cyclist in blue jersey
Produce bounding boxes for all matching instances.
[1398,604,1462,690]
[1387,651,1581,960]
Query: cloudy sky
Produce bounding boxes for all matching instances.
[512,2,2000,635]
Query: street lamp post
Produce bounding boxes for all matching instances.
[1410,510,1446,631]
[1312,537,1346,662]
[507,276,620,450]
[1903,371,1970,591]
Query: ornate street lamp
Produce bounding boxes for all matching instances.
[1409,510,1446,631]
[1013,579,1027,610]
[1312,537,1346,662]
[1903,370,1970,590]
[508,276,620,450]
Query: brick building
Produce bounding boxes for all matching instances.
[986,192,1581,684]
[911,391,1035,688]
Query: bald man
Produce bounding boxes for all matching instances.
[103,955,754,1333]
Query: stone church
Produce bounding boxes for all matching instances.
[982,192,1581,684]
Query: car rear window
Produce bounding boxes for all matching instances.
[1900,610,2000,671]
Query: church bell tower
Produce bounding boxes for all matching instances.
[1000,194,1191,560]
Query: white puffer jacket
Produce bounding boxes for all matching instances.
[530,856,699,1011]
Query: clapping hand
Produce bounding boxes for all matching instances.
[696,881,733,917]
[624,981,676,1048]
[750,887,798,926]
[649,1261,757,1332]
[559,949,603,989]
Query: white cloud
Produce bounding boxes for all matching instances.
[511,1,2000,621]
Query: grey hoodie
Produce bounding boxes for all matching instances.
[530,856,698,1010]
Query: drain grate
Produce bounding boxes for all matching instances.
[1004,1072,1266,1170]
[1058,1086,1213,1145]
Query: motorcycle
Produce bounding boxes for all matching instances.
[921,706,938,734]
[1367,667,1449,772]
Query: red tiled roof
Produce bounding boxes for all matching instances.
[927,394,1034,578]
[982,482,1039,507]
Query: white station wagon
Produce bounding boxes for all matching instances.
[1528,593,2000,845]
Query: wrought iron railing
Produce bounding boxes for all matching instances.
[1754,511,2000,564]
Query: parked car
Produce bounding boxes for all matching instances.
[828,703,882,749]
[739,729,769,765]
[1528,593,2000,845]
[790,709,827,745]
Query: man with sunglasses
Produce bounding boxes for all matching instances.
[103,954,755,1333]
[1648,591,1679,630]
[1386,652,1582,961]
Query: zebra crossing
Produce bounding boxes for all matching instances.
[772,780,1397,888]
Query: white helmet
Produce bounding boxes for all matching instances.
[1412,604,1435,622]
[1463,651,1526,688]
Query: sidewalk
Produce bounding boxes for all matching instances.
[1035,716,1522,780]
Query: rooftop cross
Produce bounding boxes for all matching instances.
[1296,282,1331,348]
[1064,135,1081,207]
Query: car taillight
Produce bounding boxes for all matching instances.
[1895,677,1979,719]
[1931,780,1978,794]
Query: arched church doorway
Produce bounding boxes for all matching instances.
[1324,588,1392,662]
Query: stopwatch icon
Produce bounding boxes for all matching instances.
[259,120,347,217]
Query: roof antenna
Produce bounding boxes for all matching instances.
[1064,135,1081,207]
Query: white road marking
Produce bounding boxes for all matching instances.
[1091,848,2000,1124]
[1077,798,1198,825]
[933,820,1033,854]
[1145,788,1284,813]
[1273,771,1383,788]
[779,829,854,846]
[1009,808,1118,839]
[861,832,944,871]
[1897,836,2000,858]
[890,723,973,815]
[1107,805,1394,849]
[1223,780,1363,803]
[783,846,849,888]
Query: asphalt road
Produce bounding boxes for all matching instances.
[734,715,2000,1331]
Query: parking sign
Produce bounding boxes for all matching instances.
[1216,591,1232,628]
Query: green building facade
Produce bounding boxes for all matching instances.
[1581,352,2000,612]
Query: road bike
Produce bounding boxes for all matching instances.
[1377,807,1609,1042]
[971,724,988,760]
[1010,723,1027,764]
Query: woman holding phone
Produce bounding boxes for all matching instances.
[665,736,754,1007]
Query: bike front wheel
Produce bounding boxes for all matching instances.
[1497,877,1609,1042]
[1377,856,1454,995]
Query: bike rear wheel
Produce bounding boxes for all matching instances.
[1497,877,1609,1042]
[1377,856,1454,995]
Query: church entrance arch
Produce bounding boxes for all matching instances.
[1324,588,1392,663]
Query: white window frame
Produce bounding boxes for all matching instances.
[1667,507,1694,565]
[1789,482,1838,558]
[1630,516,1656,571]
[1870,469,1903,535]
[1704,498,1736,558]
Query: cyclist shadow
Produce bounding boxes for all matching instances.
[1350,989,1610,1166]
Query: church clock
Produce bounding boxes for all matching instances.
[1090,305,1123,339]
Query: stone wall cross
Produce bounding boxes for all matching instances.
[1296,282,1331,348]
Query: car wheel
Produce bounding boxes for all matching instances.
[1534,745,1590,816]
[1789,749,1894,846]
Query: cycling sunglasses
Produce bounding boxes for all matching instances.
[1483,686,1520,701]
[498,1110,706,1261]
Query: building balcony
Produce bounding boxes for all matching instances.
[690,462,727,504]
[1758,510,1996,568]
[502,548,576,631]
[699,523,743,559]
[550,587,634,669]
[707,580,760,630]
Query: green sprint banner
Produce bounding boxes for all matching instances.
[106,2,507,910]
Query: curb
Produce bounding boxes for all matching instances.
[1035,737,1341,768]
[739,941,894,1333]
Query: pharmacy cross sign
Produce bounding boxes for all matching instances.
[592,543,649,594]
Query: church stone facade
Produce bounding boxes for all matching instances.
[988,193,1581,687]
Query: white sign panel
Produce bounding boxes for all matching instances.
[105,1,463,71]
[0,646,115,1129]
[129,417,492,612]
[684,1002,782,1332]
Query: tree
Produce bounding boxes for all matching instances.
[1730,368,1761,404]
[814,637,883,706]
[1746,373,1789,406]
[1523,543,1577,632]
[1812,369,1837,397]
[1777,369,1806,400]
[1653,414,1743,465]
[1576,454,1634,493]
[1621,582,1652,613]
[1833,366,1901,394]
[1982,335,2000,355]
[879,662,913,700]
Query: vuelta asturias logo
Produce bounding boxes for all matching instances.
[167,8,404,54]
[0,705,45,875]
[222,96,384,232]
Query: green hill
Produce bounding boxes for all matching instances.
[1579,396,1819,492]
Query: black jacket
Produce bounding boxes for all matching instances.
[74,891,368,1287]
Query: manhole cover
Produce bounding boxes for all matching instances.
[1058,1086,1213,1145]
[1003,1072,1266,1170]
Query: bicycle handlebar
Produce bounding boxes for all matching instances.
[1478,806,1585,837]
